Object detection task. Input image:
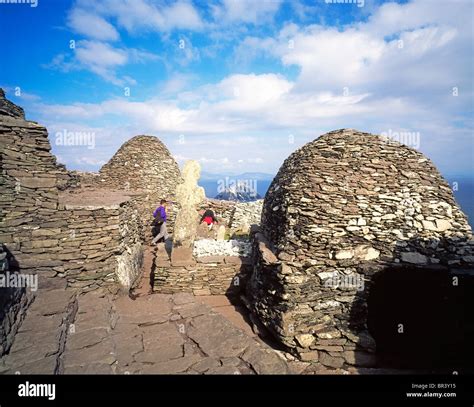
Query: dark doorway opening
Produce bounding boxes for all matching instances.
[367,265,473,370]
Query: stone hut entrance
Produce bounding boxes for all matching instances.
[366,265,473,370]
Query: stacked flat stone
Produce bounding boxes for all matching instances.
[0,91,150,357]
[0,89,64,355]
[116,198,145,289]
[0,89,24,118]
[54,202,122,291]
[57,169,87,191]
[0,90,146,289]
[99,135,182,193]
[154,254,252,297]
[247,129,474,367]
[232,200,263,233]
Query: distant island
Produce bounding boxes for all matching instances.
[214,187,262,202]
[198,172,273,202]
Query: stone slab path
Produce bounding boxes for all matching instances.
[0,243,311,376]
[0,247,368,375]
[0,287,311,374]
[0,246,442,375]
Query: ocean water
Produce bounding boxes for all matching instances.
[198,179,273,200]
[200,177,474,229]
[448,177,474,229]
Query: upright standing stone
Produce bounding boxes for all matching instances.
[216,225,226,241]
[171,160,205,266]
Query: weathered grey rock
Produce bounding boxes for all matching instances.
[191,357,221,373]
[240,346,289,374]
[401,252,428,264]
[171,160,205,265]
[216,225,226,241]
[343,350,377,367]
[0,88,24,118]
[319,352,345,368]
[187,314,253,358]
[295,334,315,348]
[140,355,202,374]
[246,128,474,365]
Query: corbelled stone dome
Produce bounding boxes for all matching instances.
[262,128,472,257]
[247,128,474,368]
[99,135,182,194]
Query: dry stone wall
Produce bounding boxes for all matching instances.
[0,285,34,357]
[116,198,145,289]
[0,89,66,354]
[246,129,474,367]
[154,251,252,297]
[0,89,64,356]
[0,95,63,272]
[54,199,144,292]
[0,87,147,295]
[66,136,183,242]
[0,91,156,356]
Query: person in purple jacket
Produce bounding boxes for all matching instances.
[152,199,169,244]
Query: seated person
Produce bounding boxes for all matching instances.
[199,209,218,230]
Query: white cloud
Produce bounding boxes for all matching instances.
[68,8,120,41]
[215,73,293,109]
[159,73,196,96]
[72,0,204,33]
[34,0,473,176]
[211,0,283,24]
[46,40,158,86]
[174,36,201,66]
[74,41,130,85]
[35,72,415,137]
[73,156,108,166]
[75,40,128,68]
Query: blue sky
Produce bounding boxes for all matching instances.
[0,0,472,178]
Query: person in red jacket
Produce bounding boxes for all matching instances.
[200,209,218,230]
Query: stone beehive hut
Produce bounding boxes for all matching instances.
[99,135,181,194]
[247,129,474,369]
[98,135,182,238]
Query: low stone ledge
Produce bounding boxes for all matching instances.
[154,260,251,297]
[196,256,225,264]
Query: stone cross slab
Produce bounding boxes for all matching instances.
[171,160,205,266]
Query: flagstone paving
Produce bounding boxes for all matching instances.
[0,247,353,375]
[0,286,314,375]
